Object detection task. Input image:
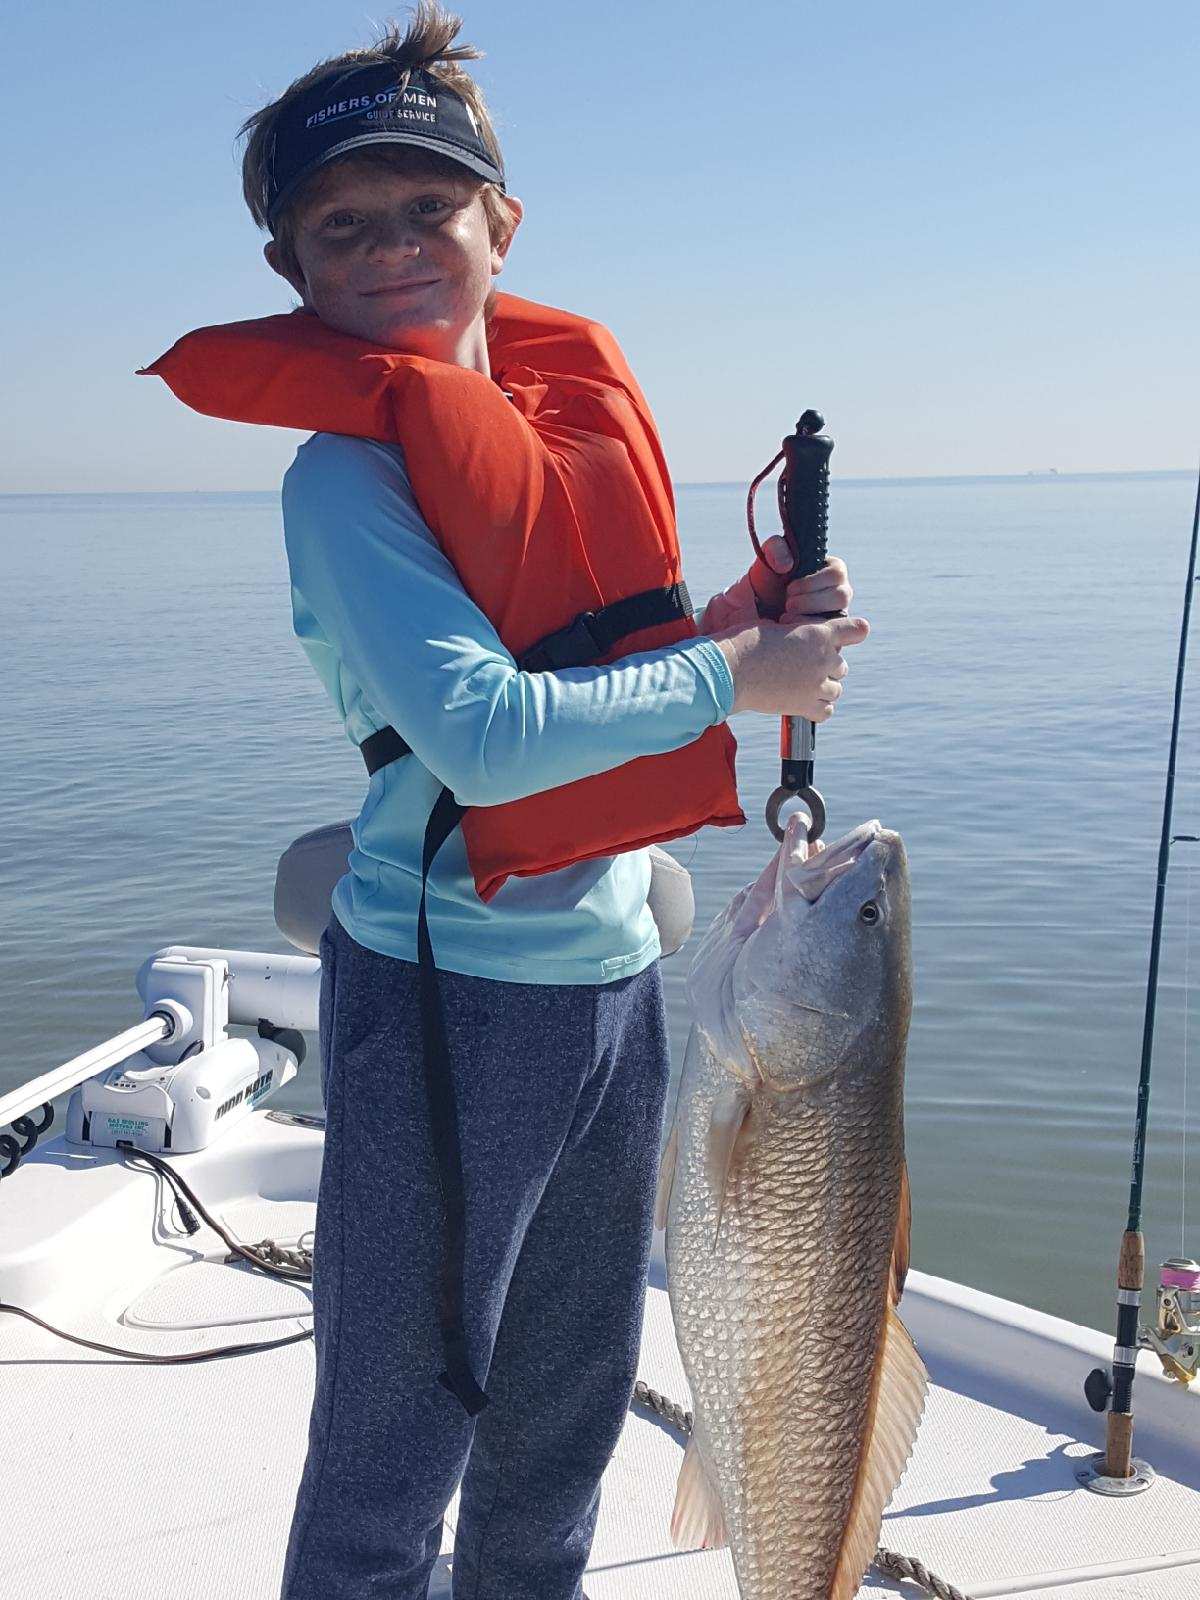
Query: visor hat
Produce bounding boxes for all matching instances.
[265,61,506,229]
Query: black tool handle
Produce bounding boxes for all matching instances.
[748,410,834,622]
[778,409,834,587]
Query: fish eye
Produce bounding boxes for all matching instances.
[858,900,881,926]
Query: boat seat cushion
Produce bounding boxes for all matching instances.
[273,822,695,959]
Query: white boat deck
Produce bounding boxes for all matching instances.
[2,1109,1197,1599]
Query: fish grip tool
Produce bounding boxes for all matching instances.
[746,409,835,841]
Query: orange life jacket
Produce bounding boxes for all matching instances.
[141,290,746,903]
[141,290,746,1416]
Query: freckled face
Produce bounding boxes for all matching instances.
[280,160,519,360]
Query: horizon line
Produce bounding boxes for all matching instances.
[0,466,1194,498]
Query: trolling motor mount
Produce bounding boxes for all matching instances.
[64,954,305,1156]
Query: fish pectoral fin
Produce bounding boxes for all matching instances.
[669,1436,729,1550]
[654,1123,679,1232]
[889,1160,912,1306]
[706,1088,754,1252]
[830,1306,929,1600]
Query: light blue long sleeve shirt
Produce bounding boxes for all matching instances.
[281,431,737,984]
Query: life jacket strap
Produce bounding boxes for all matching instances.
[358,580,693,778]
[517,579,693,672]
[417,784,491,1416]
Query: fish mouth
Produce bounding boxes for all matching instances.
[782,816,885,903]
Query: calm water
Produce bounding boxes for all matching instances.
[3,471,1198,1334]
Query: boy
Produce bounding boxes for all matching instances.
[237,7,865,1597]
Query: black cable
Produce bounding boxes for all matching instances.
[0,1300,312,1362]
[117,1143,313,1281]
[0,1143,315,1363]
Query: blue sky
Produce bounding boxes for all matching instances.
[3,0,1196,490]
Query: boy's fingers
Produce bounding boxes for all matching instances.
[789,554,849,588]
[785,587,853,620]
[760,535,792,573]
[827,616,870,646]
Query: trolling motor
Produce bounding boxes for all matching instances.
[0,948,316,1173]
[746,410,836,843]
[63,949,311,1155]
[0,950,311,1183]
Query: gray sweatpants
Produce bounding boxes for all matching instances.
[279,910,671,1599]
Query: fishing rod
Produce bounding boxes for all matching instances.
[746,409,836,843]
[1082,459,1200,1494]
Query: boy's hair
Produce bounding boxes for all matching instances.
[238,3,512,292]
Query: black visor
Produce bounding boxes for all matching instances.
[265,62,506,230]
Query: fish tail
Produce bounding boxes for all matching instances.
[669,1435,729,1550]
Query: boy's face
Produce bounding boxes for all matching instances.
[265,155,522,363]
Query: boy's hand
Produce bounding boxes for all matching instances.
[699,539,854,633]
[709,613,869,719]
[779,554,854,624]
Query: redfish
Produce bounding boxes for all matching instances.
[656,815,925,1599]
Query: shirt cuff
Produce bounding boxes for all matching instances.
[673,635,736,722]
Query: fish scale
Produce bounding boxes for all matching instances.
[659,820,925,1600]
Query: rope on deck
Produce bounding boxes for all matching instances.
[874,1546,973,1600]
[631,1381,976,1600]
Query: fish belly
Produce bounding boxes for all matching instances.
[665,1038,905,1600]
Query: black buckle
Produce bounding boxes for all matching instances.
[521,610,605,672]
